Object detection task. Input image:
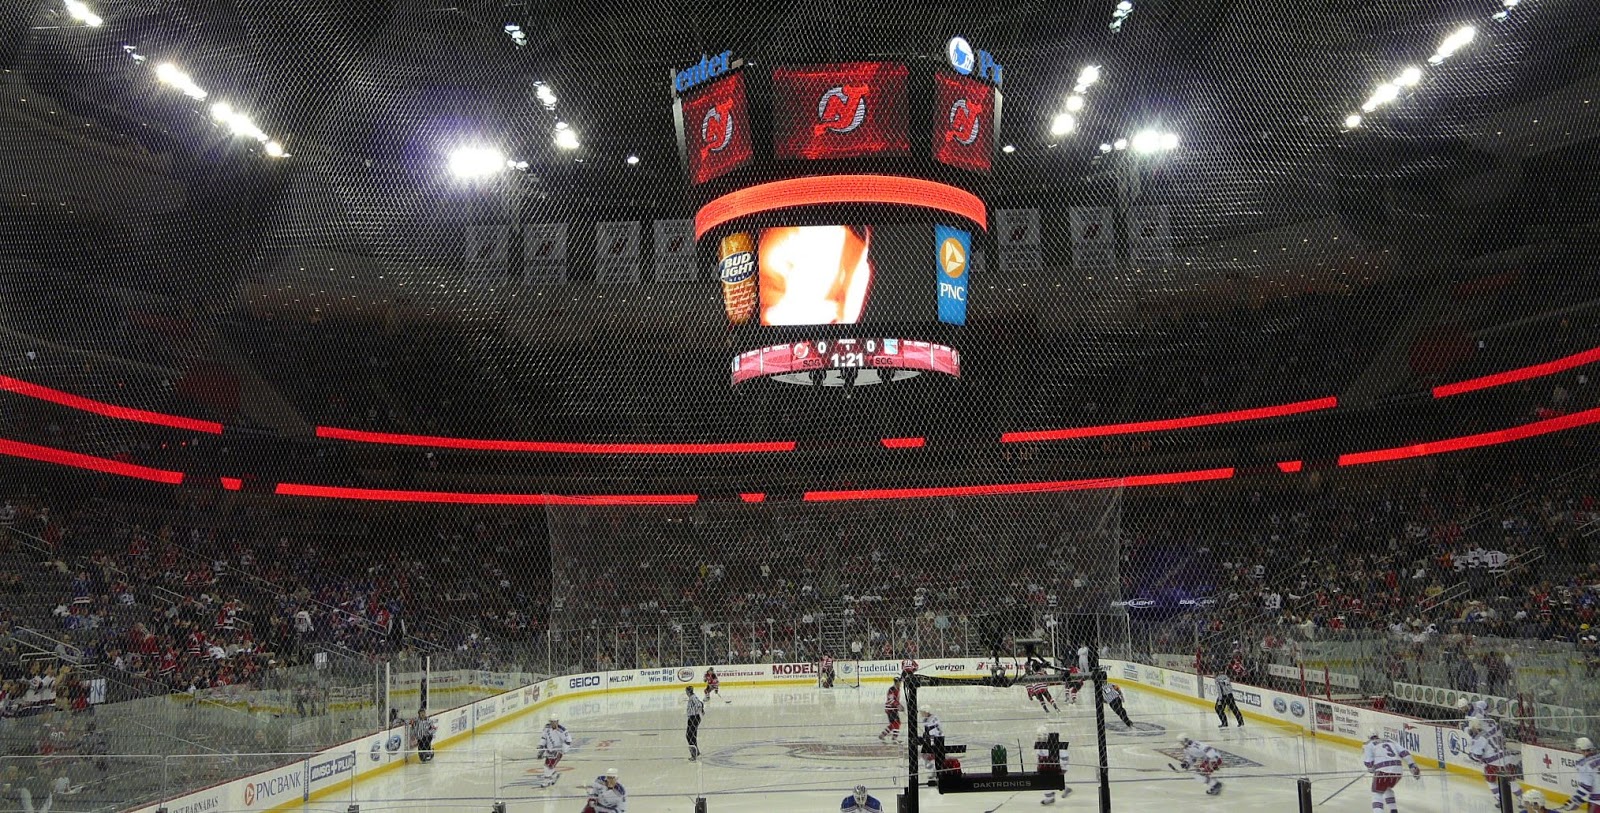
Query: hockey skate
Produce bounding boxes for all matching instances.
[1206,782,1223,795]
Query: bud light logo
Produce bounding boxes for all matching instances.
[947,99,981,145]
[1273,698,1287,714]
[1290,701,1306,718]
[815,86,868,135]
[677,668,695,682]
[569,675,602,689]
[701,103,735,155]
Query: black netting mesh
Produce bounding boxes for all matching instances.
[2,0,1600,810]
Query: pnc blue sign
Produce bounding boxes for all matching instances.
[945,37,1003,87]
[674,51,734,94]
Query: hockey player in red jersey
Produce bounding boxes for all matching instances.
[900,657,919,680]
[879,678,903,743]
[704,667,727,703]
[1025,664,1061,713]
[820,655,836,689]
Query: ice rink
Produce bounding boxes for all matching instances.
[308,682,1506,812]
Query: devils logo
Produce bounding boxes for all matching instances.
[701,101,735,156]
[815,85,869,135]
[947,98,982,145]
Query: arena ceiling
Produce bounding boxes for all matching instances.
[1,0,1598,492]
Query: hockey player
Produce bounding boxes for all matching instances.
[1063,665,1083,705]
[1456,696,1489,729]
[1464,717,1521,808]
[1214,674,1244,728]
[411,709,437,763]
[820,655,837,689]
[900,657,920,680]
[1025,664,1061,713]
[1036,725,1070,806]
[1362,729,1422,813]
[583,768,626,813]
[1103,682,1133,727]
[1562,736,1597,812]
[685,686,705,761]
[879,678,903,743]
[840,784,883,813]
[1175,734,1223,796]
[919,709,945,782]
[704,667,724,702]
[531,715,571,787]
[1524,790,1558,812]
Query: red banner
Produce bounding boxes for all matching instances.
[682,72,755,185]
[772,62,909,160]
[931,72,994,173]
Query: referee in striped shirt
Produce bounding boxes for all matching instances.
[686,686,705,761]
[1214,675,1244,727]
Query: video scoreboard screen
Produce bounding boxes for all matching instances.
[671,39,1004,384]
[671,40,1006,199]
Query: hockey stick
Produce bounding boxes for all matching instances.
[1319,773,1366,805]
[982,791,1023,813]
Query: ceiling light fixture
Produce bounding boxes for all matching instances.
[64,0,103,27]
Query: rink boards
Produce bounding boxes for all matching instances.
[124,657,1585,813]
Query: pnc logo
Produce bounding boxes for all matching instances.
[946,98,982,145]
[701,102,735,155]
[815,85,869,135]
[939,237,968,279]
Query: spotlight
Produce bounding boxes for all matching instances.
[626,154,640,165]
[264,140,287,158]
[1049,113,1077,136]
[1362,82,1400,112]
[553,123,580,151]
[1065,95,1086,113]
[1395,66,1423,87]
[1430,25,1476,64]
[534,83,558,110]
[448,146,507,178]
[1343,114,1362,129]
[1002,144,1016,153]
[154,63,207,99]
[1113,138,1128,151]
[64,0,103,26]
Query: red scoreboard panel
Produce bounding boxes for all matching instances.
[771,62,910,161]
[681,72,756,186]
[931,71,994,174]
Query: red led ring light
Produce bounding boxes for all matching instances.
[694,175,988,238]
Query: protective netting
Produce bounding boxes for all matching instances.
[545,491,1127,671]
[3,0,1600,809]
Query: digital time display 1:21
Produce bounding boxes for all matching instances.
[730,337,961,386]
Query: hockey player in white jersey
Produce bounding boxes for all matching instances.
[919,709,946,783]
[1464,717,1521,808]
[530,716,572,788]
[583,768,626,813]
[1036,726,1070,805]
[1561,736,1598,813]
[1175,735,1223,795]
[840,784,883,812]
[1456,697,1490,729]
[1362,729,1422,813]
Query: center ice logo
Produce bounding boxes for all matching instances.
[1155,746,1262,769]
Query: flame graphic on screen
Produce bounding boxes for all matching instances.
[758,226,873,326]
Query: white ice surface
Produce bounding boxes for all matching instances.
[302,682,1506,812]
